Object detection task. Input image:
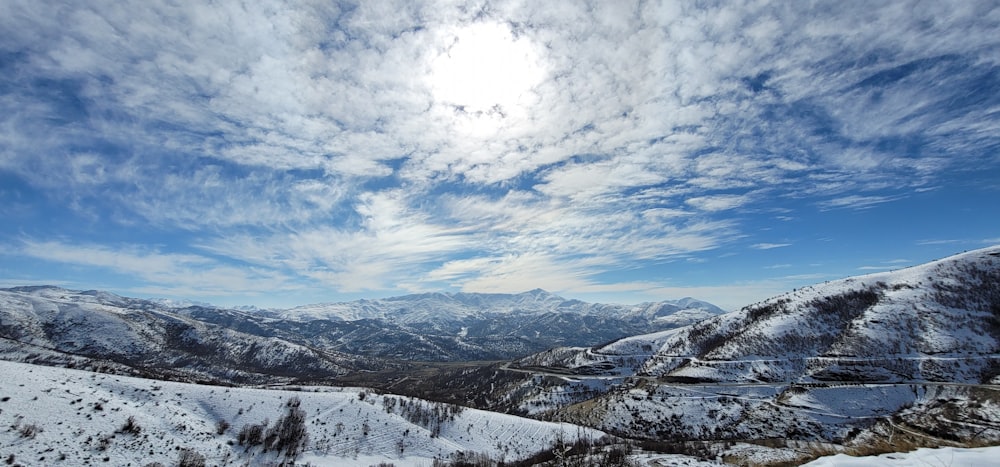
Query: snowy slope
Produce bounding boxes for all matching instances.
[497,247,1000,446]
[804,446,1000,467]
[0,360,606,466]
[530,246,1000,384]
[0,286,378,384]
[638,245,1000,384]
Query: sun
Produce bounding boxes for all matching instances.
[427,22,546,125]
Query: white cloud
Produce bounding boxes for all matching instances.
[198,188,480,292]
[751,243,792,250]
[4,0,995,196]
[915,239,964,246]
[568,279,800,312]
[818,195,903,210]
[686,194,751,212]
[536,160,667,201]
[446,253,599,295]
[17,240,293,297]
[1,0,998,302]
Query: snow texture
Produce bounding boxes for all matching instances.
[0,360,604,466]
[803,445,1000,467]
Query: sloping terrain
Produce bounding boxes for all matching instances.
[2,356,997,467]
[0,360,606,466]
[516,246,1000,384]
[496,247,1000,450]
[0,286,723,378]
[636,245,1000,384]
[0,286,725,365]
[3,249,998,464]
[0,287,381,385]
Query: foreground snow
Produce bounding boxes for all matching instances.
[0,360,603,466]
[804,445,1000,467]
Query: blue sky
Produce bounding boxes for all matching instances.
[1,0,998,310]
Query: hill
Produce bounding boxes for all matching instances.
[0,286,382,385]
[600,245,1000,383]
[2,356,997,466]
[494,247,1000,461]
[0,360,606,466]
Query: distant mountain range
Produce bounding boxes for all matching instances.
[0,286,724,383]
[201,289,725,361]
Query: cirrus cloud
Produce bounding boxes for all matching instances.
[1,0,998,306]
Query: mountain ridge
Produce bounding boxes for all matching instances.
[0,285,383,384]
[268,288,723,322]
[515,246,1000,383]
[484,246,1000,447]
[0,285,725,364]
[187,288,726,360]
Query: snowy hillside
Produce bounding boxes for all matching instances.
[523,246,1000,385]
[638,245,1000,384]
[3,248,998,464]
[803,445,1000,466]
[0,360,606,466]
[0,286,379,384]
[496,247,1000,451]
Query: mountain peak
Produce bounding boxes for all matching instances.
[523,288,556,298]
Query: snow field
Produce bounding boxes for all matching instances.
[0,360,604,466]
[802,445,1000,467]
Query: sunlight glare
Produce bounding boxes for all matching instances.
[428,23,546,122]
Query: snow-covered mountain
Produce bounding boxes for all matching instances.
[600,245,1000,384]
[179,289,725,361]
[0,359,608,466]
[0,285,724,372]
[0,286,382,384]
[273,289,722,323]
[2,248,998,464]
[487,246,1000,452]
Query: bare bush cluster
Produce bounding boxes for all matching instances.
[236,397,309,462]
[381,396,463,437]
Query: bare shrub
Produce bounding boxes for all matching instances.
[18,423,40,439]
[216,419,230,435]
[121,415,141,434]
[177,448,206,467]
